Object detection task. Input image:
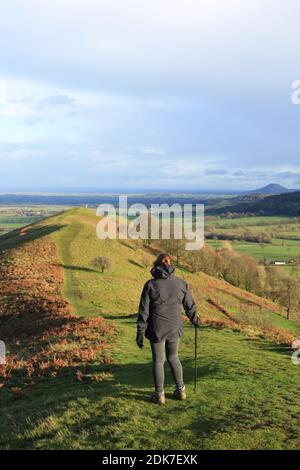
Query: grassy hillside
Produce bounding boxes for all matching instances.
[0,208,300,450]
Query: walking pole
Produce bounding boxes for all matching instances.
[194,326,198,392]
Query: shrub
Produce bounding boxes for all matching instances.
[91,256,112,273]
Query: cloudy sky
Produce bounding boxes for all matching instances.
[1,0,300,192]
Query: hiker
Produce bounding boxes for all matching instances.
[136,253,200,405]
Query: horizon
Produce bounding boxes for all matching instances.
[0,182,297,196]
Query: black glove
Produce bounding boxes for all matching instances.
[136,332,144,349]
[192,315,201,328]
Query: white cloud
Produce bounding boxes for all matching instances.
[1,0,299,94]
[0,80,6,103]
[35,94,76,109]
[1,1,300,190]
[0,101,32,118]
[162,161,206,177]
[142,146,166,156]
[3,147,49,161]
[205,169,228,176]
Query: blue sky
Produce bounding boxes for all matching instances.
[1,0,300,192]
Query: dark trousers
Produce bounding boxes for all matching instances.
[150,338,184,394]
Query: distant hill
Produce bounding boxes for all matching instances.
[210,191,300,216]
[248,183,293,195]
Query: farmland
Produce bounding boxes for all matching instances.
[206,215,300,265]
[1,205,300,267]
[0,206,68,235]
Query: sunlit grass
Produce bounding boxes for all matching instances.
[1,209,300,450]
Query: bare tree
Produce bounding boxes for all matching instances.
[91,256,112,273]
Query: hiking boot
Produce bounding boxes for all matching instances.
[173,386,187,401]
[151,392,165,405]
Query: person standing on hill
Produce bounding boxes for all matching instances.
[136,253,200,405]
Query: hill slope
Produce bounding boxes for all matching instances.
[210,191,300,216]
[0,208,300,450]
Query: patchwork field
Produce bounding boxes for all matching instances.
[0,206,67,235]
[206,215,300,264]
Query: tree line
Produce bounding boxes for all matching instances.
[159,238,300,321]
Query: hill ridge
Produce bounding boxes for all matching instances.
[0,208,297,338]
[209,190,300,216]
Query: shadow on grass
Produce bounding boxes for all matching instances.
[118,240,136,251]
[128,259,144,269]
[102,313,138,320]
[0,354,222,449]
[0,224,66,251]
[249,338,293,356]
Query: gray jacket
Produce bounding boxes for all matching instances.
[137,264,199,343]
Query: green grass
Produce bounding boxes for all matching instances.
[52,209,154,316]
[208,238,300,262]
[0,218,42,233]
[230,304,300,333]
[206,215,296,227]
[0,206,66,235]
[1,208,300,450]
[1,319,300,450]
[51,210,293,325]
[206,215,300,265]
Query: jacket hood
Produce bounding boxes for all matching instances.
[151,264,176,279]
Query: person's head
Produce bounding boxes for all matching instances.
[153,253,172,268]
